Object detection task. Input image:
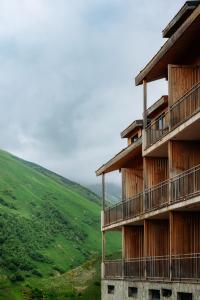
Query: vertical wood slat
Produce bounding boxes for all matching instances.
[168,65,200,106]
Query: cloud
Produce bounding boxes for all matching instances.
[0,0,185,184]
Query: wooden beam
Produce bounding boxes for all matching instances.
[143,80,147,129]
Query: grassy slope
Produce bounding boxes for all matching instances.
[0,149,120,299]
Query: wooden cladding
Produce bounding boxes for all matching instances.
[122,156,143,200]
[145,158,168,187]
[145,220,169,257]
[170,141,200,177]
[171,212,200,255]
[124,226,144,259]
[168,65,200,106]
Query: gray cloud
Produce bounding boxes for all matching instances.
[0,0,185,184]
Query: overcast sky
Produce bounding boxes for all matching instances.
[0,0,185,185]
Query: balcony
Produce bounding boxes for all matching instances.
[103,254,200,282]
[103,163,200,228]
[146,111,169,148]
[145,82,200,149]
[104,193,143,227]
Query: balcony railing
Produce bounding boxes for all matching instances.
[146,256,170,280]
[104,202,123,226]
[104,193,143,227]
[145,180,169,211]
[170,82,200,129]
[104,254,200,282]
[145,81,200,149]
[124,258,145,279]
[146,111,169,148]
[103,163,200,228]
[172,253,200,281]
[104,260,123,278]
[171,164,200,204]
[124,193,143,220]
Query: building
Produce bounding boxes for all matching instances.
[96,1,200,299]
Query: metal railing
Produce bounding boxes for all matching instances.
[145,180,169,211]
[104,260,123,278]
[146,256,170,280]
[170,82,200,129]
[171,164,200,204]
[104,202,123,226]
[104,193,143,227]
[124,258,145,279]
[104,254,200,282]
[145,81,200,149]
[103,163,200,227]
[146,111,169,148]
[123,193,143,220]
[172,253,200,281]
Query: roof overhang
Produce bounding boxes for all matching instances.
[96,138,142,176]
[162,1,200,38]
[135,4,200,86]
[147,96,168,118]
[121,119,143,139]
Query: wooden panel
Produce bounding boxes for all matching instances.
[171,212,200,255]
[124,226,144,259]
[145,158,168,187]
[170,141,200,177]
[122,156,143,199]
[168,65,200,106]
[146,220,169,257]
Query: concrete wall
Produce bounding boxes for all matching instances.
[102,279,200,300]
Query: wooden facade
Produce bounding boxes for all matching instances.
[97,1,200,289]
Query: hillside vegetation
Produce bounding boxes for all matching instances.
[0,150,120,299]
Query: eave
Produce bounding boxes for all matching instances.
[96,138,142,176]
[121,119,143,139]
[162,1,200,38]
[135,4,200,86]
[147,95,168,119]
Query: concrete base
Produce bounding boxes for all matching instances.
[102,279,200,300]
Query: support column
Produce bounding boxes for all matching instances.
[102,173,105,211]
[143,158,147,212]
[143,79,147,128]
[169,211,173,281]
[101,174,106,279]
[168,141,172,204]
[143,79,148,151]
[101,231,106,279]
[144,219,148,279]
[122,226,125,278]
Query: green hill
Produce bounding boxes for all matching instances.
[0,150,120,300]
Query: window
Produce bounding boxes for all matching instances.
[108,285,115,294]
[128,287,138,297]
[158,116,164,130]
[177,292,192,300]
[149,289,160,300]
[162,289,172,297]
[131,133,139,143]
